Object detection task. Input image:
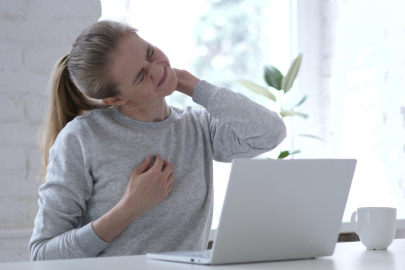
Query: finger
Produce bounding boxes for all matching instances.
[148,155,156,170]
[163,174,174,190]
[151,155,164,172]
[159,171,174,187]
[161,160,173,178]
[134,155,152,175]
[166,173,174,185]
[166,181,174,194]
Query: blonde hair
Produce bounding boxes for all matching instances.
[38,20,138,182]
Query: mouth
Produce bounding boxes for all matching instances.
[158,66,167,87]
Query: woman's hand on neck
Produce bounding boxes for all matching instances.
[172,69,201,97]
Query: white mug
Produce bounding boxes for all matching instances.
[351,207,396,250]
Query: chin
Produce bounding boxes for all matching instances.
[163,87,176,97]
[165,75,177,93]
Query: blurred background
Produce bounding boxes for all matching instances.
[0,0,404,263]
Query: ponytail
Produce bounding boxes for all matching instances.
[37,54,108,183]
[37,20,138,183]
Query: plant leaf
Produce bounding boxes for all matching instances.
[280,110,308,119]
[278,150,289,159]
[292,95,307,108]
[278,150,301,159]
[264,65,283,90]
[281,53,303,94]
[299,134,324,142]
[235,79,276,102]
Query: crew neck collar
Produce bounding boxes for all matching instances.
[110,106,177,129]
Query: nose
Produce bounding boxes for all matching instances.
[148,63,164,87]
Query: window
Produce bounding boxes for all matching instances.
[296,0,405,223]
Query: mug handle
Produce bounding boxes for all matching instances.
[351,211,358,235]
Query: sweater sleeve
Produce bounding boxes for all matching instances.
[192,80,287,162]
[29,120,110,261]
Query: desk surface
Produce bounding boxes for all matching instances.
[2,239,404,270]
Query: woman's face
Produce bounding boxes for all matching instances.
[106,32,177,107]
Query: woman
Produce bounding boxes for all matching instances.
[29,20,287,261]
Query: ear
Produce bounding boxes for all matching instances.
[102,96,127,106]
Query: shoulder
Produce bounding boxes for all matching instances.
[66,107,113,134]
[170,105,205,117]
[55,111,97,147]
[54,124,87,154]
[170,105,211,126]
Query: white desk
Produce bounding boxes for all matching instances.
[2,239,404,270]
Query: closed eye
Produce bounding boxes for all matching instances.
[139,47,155,83]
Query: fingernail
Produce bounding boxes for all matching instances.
[145,155,150,161]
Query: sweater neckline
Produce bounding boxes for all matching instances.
[109,106,177,129]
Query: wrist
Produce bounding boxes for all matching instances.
[115,199,144,223]
[176,70,201,97]
[183,76,201,97]
[93,200,145,243]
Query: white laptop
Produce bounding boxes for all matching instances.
[147,158,357,265]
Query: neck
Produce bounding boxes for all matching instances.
[117,99,171,122]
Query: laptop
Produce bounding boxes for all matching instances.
[147,158,357,265]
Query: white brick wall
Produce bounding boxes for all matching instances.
[0,229,33,263]
[0,0,101,263]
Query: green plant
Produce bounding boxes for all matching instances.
[235,53,322,159]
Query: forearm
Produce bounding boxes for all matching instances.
[92,201,143,243]
[30,219,110,261]
[194,80,286,140]
[191,80,287,162]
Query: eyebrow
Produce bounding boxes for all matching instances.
[132,44,153,85]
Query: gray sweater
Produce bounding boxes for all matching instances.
[29,80,287,261]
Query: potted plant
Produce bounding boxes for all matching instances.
[236,53,322,159]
